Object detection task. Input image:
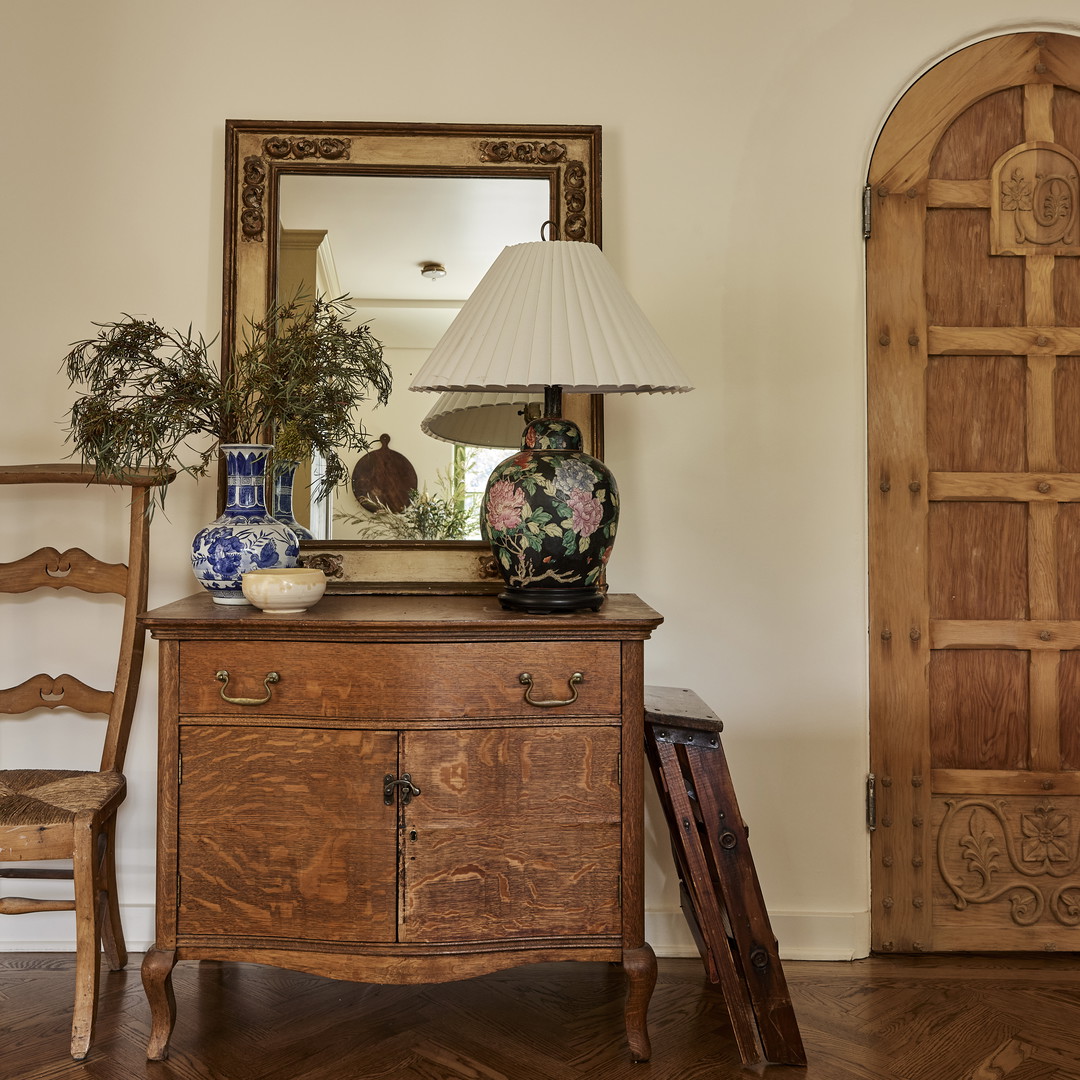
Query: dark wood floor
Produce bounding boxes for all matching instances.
[5,952,1080,1079]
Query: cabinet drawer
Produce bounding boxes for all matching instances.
[178,640,622,719]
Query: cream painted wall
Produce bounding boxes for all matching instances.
[3,2,1079,961]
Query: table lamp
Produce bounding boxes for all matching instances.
[411,239,692,613]
[420,391,544,448]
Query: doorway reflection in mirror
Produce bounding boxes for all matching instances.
[275,173,551,540]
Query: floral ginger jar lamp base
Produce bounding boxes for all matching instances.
[481,417,618,614]
[192,444,300,605]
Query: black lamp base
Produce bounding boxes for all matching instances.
[497,586,606,615]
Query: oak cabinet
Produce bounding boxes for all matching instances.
[140,594,662,1061]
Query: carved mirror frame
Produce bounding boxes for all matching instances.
[223,119,603,593]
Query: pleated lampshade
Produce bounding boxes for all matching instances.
[409,239,692,614]
[409,241,693,394]
[420,392,544,448]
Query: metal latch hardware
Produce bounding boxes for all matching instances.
[384,773,421,806]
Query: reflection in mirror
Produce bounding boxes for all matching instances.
[276,175,550,540]
[222,121,602,591]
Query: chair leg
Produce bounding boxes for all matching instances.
[70,816,102,1060]
[97,818,127,971]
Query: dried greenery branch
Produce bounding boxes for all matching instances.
[336,466,477,541]
[63,294,391,512]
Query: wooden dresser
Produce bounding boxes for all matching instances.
[139,593,663,1061]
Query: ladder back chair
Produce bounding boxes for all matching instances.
[0,463,170,1059]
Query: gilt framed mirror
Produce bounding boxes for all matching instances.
[223,120,603,593]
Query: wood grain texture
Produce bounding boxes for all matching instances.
[1029,501,1060,620]
[1027,353,1057,472]
[143,593,660,1062]
[869,34,1080,955]
[644,706,805,1068]
[0,673,113,716]
[929,650,1029,770]
[930,471,1080,500]
[1053,256,1080,326]
[0,546,127,595]
[1052,84,1080,152]
[177,727,398,943]
[178,640,622,719]
[402,825,622,942]
[871,33,1040,191]
[16,952,1080,1079]
[866,187,934,952]
[1025,83,1056,142]
[927,502,1028,620]
[1028,649,1061,771]
[143,592,663,641]
[1054,359,1080,469]
[402,726,621,942]
[932,792,1080,950]
[648,739,759,1062]
[928,325,1080,353]
[1055,650,1080,769]
[619,641,647,949]
[925,356,1026,471]
[929,87,1024,179]
[1,465,168,1059]
[932,768,1080,795]
[925,211,1024,326]
[1056,505,1080,618]
[1026,255,1057,329]
[931,619,1080,648]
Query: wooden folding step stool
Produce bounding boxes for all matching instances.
[644,685,806,1068]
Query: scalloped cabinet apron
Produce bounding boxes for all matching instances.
[868,31,1080,953]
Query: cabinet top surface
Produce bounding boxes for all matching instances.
[141,593,663,641]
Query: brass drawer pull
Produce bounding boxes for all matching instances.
[520,671,583,708]
[215,669,280,706]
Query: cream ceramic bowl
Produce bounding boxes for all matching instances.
[241,567,326,613]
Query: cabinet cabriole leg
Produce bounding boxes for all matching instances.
[623,943,657,1061]
[141,948,177,1060]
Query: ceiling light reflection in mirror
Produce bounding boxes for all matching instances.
[276,174,550,541]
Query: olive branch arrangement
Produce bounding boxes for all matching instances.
[335,465,478,541]
[63,295,391,513]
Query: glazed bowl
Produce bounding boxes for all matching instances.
[241,567,326,613]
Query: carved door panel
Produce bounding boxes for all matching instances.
[869,32,1080,952]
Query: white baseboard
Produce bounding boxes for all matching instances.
[0,902,156,953]
[0,904,871,962]
[646,907,871,962]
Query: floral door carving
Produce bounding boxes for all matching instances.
[868,31,1080,952]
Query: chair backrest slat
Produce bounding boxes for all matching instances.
[0,464,172,775]
[0,673,113,716]
[0,547,128,595]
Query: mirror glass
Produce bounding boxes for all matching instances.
[222,121,602,591]
[276,174,550,541]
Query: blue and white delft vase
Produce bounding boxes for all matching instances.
[271,458,314,541]
[191,444,300,605]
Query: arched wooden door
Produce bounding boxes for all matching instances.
[868,32,1080,953]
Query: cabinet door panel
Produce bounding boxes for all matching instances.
[402,727,622,942]
[178,726,398,943]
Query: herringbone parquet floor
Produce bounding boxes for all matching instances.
[5,952,1080,1080]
